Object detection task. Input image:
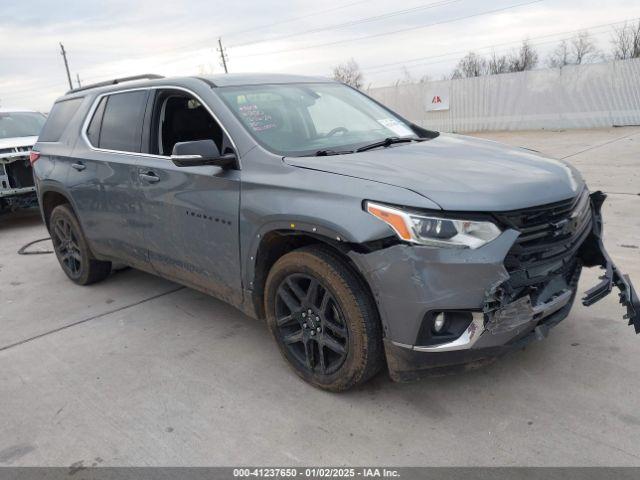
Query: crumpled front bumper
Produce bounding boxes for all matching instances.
[580,192,640,333]
[349,191,639,382]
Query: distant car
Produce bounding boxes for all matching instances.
[32,74,639,391]
[0,108,46,212]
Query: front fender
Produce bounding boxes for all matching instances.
[242,218,354,293]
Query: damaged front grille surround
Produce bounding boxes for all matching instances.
[483,189,592,331]
[484,189,639,337]
[408,189,639,354]
[483,259,582,336]
[0,145,36,196]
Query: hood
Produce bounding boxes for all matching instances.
[284,134,584,212]
[0,136,38,151]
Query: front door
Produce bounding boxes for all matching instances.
[136,89,242,306]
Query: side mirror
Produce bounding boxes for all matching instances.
[170,140,236,168]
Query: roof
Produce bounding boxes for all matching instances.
[201,73,335,87]
[57,72,337,102]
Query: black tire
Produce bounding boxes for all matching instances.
[49,204,111,285]
[265,245,384,391]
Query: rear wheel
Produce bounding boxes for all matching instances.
[50,204,111,285]
[265,245,383,391]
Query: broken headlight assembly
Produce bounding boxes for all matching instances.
[365,201,501,249]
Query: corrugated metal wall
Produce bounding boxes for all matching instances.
[368,58,640,133]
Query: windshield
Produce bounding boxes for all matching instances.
[218,83,418,156]
[0,112,47,140]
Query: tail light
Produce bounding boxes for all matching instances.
[29,151,40,166]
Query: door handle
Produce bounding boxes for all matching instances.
[71,163,86,171]
[139,172,160,184]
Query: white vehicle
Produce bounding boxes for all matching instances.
[0,108,46,211]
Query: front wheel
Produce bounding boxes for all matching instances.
[265,245,383,391]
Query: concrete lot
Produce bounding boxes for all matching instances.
[1,127,639,467]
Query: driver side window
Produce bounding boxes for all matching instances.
[150,90,227,157]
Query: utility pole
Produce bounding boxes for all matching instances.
[76,73,82,88]
[217,38,229,74]
[59,43,73,90]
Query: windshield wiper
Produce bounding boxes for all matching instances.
[314,149,355,156]
[355,137,427,153]
[313,137,428,156]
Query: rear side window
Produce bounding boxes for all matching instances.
[38,98,84,142]
[88,90,148,153]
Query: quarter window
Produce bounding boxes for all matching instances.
[39,98,83,142]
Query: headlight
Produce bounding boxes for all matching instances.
[365,201,501,249]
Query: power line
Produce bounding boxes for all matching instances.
[223,0,371,39]
[82,0,453,68]
[360,17,640,75]
[3,0,539,98]
[120,0,373,62]
[363,35,597,77]
[228,0,464,49]
[231,0,545,59]
[72,0,454,71]
[364,21,634,77]
[4,15,637,104]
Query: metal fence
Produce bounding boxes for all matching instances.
[367,58,640,133]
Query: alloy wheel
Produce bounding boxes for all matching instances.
[51,217,83,277]
[275,273,349,375]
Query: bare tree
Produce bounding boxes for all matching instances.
[451,42,538,79]
[508,39,539,72]
[547,39,571,68]
[332,59,364,89]
[451,52,487,79]
[571,31,600,64]
[487,51,510,75]
[611,21,640,60]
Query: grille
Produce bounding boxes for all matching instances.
[0,144,35,190]
[5,159,35,189]
[495,189,592,295]
[0,145,32,161]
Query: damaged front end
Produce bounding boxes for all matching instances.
[0,145,38,212]
[350,190,638,382]
[580,192,639,333]
[486,190,639,338]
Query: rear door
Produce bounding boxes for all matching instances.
[67,89,151,269]
[135,88,242,305]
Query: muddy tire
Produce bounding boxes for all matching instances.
[49,204,111,285]
[265,245,384,391]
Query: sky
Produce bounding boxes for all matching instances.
[1,0,639,111]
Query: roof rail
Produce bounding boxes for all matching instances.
[66,74,165,94]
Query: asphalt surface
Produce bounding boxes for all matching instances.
[1,127,639,467]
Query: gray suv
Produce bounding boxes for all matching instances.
[33,73,638,391]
